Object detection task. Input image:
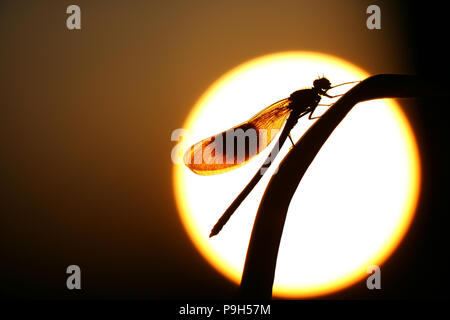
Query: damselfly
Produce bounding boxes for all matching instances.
[184,77,357,237]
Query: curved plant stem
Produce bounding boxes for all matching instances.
[239,74,420,299]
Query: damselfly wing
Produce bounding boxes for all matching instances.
[184,98,293,175]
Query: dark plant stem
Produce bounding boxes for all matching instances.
[239,74,422,299]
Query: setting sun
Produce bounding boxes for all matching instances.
[172,51,421,298]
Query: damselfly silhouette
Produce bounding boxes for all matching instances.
[184,77,357,237]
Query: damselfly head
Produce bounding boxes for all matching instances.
[313,77,331,92]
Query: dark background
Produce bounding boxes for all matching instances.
[0,0,448,303]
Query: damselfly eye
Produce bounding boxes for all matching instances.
[314,77,331,90]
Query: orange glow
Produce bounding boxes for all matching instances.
[172,52,421,298]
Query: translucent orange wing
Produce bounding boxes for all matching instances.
[184,98,292,175]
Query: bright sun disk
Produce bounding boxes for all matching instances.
[173,51,420,298]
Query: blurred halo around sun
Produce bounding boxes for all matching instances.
[172,51,421,298]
